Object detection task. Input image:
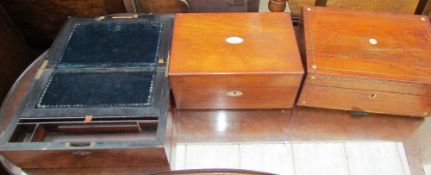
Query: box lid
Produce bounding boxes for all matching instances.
[169,13,303,75]
[20,15,173,119]
[303,6,431,84]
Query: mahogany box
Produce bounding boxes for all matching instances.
[0,14,173,169]
[298,6,431,117]
[169,13,304,109]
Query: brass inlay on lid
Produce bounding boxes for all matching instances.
[225,36,244,44]
[369,38,378,45]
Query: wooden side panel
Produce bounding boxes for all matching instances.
[186,0,259,12]
[305,74,431,96]
[298,85,431,117]
[288,0,420,16]
[137,0,188,13]
[0,148,169,169]
[1,0,126,48]
[288,0,316,16]
[170,74,303,88]
[172,86,300,109]
[136,0,259,13]
[325,0,420,14]
[170,74,303,109]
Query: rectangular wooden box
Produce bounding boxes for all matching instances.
[298,6,431,117]
[169,13,304,109]
[0,14,173,169]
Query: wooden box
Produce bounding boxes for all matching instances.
[0,14,173,169]
[169,13,304,109]
[298,6,431,117]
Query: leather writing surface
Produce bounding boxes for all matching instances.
[37,71,155,108]
[57,22,163,68]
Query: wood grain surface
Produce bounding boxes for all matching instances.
[170,13,302,74]
[288,0,422,16]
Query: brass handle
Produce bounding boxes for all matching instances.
[227,91,243,97]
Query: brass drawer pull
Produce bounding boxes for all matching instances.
[227,91,243,97]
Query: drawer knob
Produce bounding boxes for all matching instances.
[369,93,377,99]
[227,91,243,97]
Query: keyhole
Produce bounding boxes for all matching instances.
[227,91,243,97]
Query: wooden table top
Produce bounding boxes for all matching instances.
[1,52,431,175]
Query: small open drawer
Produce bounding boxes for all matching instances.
[10,117,159,143]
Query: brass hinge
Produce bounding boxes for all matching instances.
[112,14,139,19]
[34,59,49,80]
[84,115,93,123]
[158,58,165,64]
[95,14,138,21]
[165,52,170,77]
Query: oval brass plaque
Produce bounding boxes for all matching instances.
[227,91,243,97]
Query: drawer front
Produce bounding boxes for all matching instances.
[0,148,169,169]
[172,86,300,109]
[170,74,303,109]
[298,85,431,117]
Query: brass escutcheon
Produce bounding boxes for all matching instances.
[227,91,243,97]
